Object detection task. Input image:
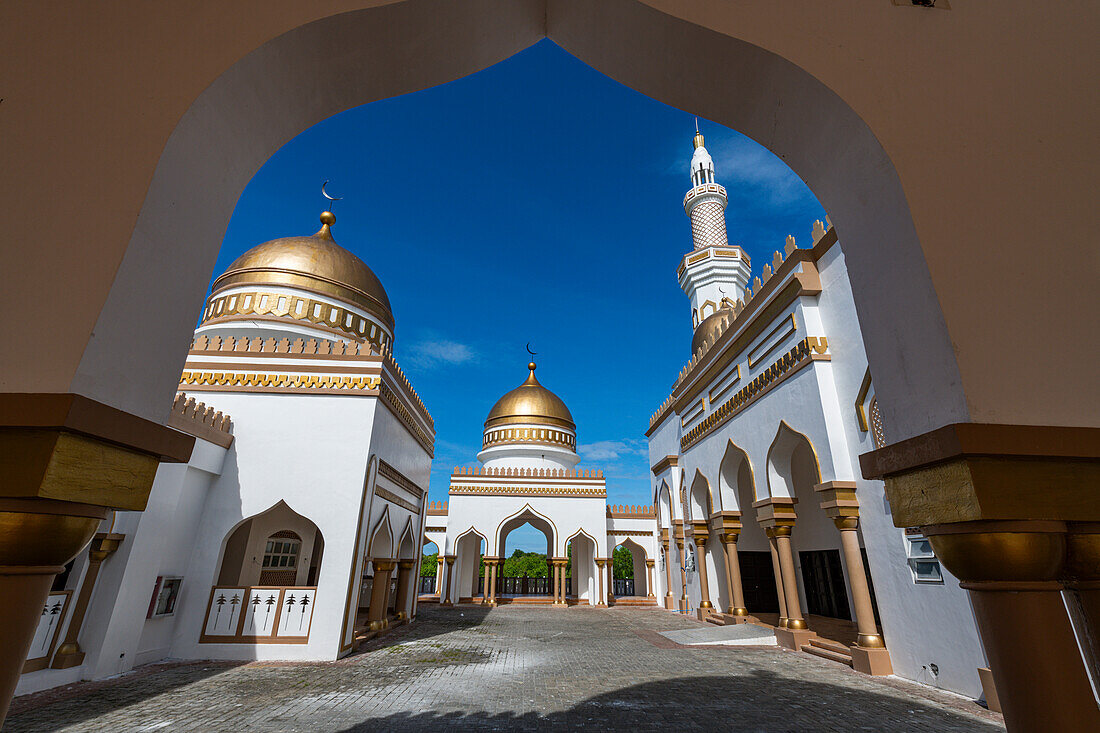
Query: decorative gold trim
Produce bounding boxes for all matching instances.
[680,337,829,451]
[449,486,606,498]
[606,530,654,537]
[378,460,426,499]
[180,370,380,393]
[482,426,576,451]
[168,393,233,448]
[374,487,419,514]
[201,287,391,348]
[747,314,797,368]
[855,367,873,432]
[707,364,742,405]
[651,456,678,475]
[379,383,435,458]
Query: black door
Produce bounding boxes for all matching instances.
[739,551,779,613]
[799,549,851,619]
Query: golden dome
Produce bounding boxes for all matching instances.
[692,307,733,354]
[484,362,575,430]
[210,212,394,330]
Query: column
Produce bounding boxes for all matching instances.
[645,559,656,598]
[367,559,395,630]
[595,559,607,607]
[766,529,788,627]
[440,556,455,607]
[436,557,444,594]
[663,542,676,609]
[676,540,689,611]
[606,558,615,606]
[51,532,124,669]
[694,536,713,611]
[720,532,748,617]
[393,560,415,621]
[484,559,498,606]
[773,528,805,628]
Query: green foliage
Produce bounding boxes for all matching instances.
[613,546,635,579]
[501,550,549,578]
[420,552,438,577]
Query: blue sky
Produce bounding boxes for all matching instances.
[214,41,825,552]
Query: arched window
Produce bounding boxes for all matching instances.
[260,530,301,586]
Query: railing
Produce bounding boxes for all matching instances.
[613,578,635,597]
[419,577,437,594]
[200,586,317,643]
[499,576,552,595]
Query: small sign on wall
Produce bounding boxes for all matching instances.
[23,591,72,674]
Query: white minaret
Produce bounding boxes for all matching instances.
[678,124,751,329]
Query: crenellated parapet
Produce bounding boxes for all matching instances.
[606,504,656,518]
[168,392,233,448]
[451,466,602,479]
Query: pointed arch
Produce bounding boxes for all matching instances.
[397,516,416,560]
[613,535,649,560]
[367,505,395,559]
[718,440,756,512]
[765,421,823,499]
[494,503,558,557]
[215,499,324,587]
[656,479,673,528]
[688,469,713,521]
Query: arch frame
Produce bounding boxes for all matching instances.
[764,420,824,500]
[493,502,559,557]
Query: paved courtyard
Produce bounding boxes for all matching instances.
[7,605,1003,732]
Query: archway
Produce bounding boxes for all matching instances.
[565,531,599,606]
[420,539,441,596]
[452,529,488,603]
[767,423,858,625]
[718,441,777,614]
[216,501,324,588]
[612,538,648,598]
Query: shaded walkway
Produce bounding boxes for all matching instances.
[7,606,1001,732]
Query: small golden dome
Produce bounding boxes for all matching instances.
[211,211,393,330]
[693,131,705,150]
[484,362,575,430]
[692,307,733,354]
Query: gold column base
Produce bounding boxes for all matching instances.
[699,600,713,609]
[856,632,885,649]
[49,643,86,670]
[777,617,788,628]
[785,618,807,630]
[728,606,749,616]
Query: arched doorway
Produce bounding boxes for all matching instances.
[452,529,487,604]
[611,538,648,599]
[565,531,600,606]
[495,506,555,599]
[420,539,440,597]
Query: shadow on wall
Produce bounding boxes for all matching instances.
[335,671,1002,732]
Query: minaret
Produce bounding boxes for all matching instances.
[678,123,751,329]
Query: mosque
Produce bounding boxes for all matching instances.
[18,131,987,705]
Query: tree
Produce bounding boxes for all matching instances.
[420,552,438,577]
[613,546,635,579]
[501,550,548,578]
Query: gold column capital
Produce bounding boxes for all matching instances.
[765,525,793,539]
[832,516,859,532]
[644,559,655,568]
[373,559,397,572]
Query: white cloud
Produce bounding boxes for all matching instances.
[666,133,812,208]
[407,339,476,369]
[577,439,647,462]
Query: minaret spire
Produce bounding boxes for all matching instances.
[677,123,751,330]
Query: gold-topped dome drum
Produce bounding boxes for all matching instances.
[478,362,579,467]
[691,306,733,354]
[197,211,395,347]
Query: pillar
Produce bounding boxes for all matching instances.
[595,558,607,607]
[720,532,748,617]
[861,423,1100,730]
[663,541,675,609]
[676,539,689,611]
[484,559,498,606]
[367,559,395,630]
[439,555,455,607]
[51,532,124,668]
[393,560,415,621]
[925,520,1100,730]
[606,558,615,606]
[645,559,656,598]
[773,527,817,650]
[694,535,713,611]
[0,394,193,725]
[436,557,443,594]
[766,529,788,627]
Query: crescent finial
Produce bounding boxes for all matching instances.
[321,180,343,208]
[526,342,537,356]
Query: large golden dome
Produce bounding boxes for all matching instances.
[210,212,394,330]
[692,306,733,354]
[484,362,575,430]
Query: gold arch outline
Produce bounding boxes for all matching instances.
[493,502,558,557]
[764,420,824,500]
[688,468,714,520]
[367,504,394,559]
[565,527,601,558]
[718,439,759,510]
[611,535,650,561]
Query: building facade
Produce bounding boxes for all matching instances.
[18,211,434,695]
[645,131,989,697]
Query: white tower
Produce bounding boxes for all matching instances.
[677,125,752,345]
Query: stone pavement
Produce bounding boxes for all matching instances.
[7,605,1004,732]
